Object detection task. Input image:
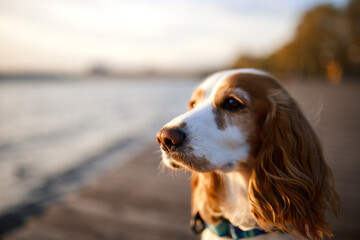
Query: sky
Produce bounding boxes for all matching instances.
[0,0,349,74]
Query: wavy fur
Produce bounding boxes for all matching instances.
[248,89,340,239]
[191,172,225,224]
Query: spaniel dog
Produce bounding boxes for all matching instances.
[156,69,340,240]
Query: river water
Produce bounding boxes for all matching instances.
[0,77,198,214]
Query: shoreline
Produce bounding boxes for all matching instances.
[2,143,198,240]
[0,137,151,235]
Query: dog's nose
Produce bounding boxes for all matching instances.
[156,128,186,152]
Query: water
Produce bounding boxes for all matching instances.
[0,77,198,215]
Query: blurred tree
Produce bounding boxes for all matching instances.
[233,0,360,83]
[344,0,360,75]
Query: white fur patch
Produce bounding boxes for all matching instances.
[221,172,257,230]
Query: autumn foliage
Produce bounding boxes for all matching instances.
[232,0,360,83]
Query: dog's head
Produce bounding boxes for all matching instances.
[156,69,340,239]
[156,69,281,172]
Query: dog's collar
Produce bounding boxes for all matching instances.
[190,212,266,239]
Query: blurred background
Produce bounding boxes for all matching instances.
[0,0,359,239]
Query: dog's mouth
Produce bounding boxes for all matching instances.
[161,148,240,173]
[162,150,187,170]
[161,148,215,172]
[167,159,182,169]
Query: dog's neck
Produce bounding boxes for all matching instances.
[192,166,258,231]
[219,169,258,231]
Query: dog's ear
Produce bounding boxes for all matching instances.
[191,172,224,225]
[248,90,340,239]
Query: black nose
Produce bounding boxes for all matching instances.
[156,128,186,152]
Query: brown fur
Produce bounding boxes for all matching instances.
[248,88,340,239]
[189,89,205,109]
[191,172,225,224]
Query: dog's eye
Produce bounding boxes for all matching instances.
[223,97,245,111]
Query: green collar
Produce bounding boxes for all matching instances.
[191,212,266,239]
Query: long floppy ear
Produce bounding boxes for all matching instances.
[191,172,224,224]
[248,90,340,239]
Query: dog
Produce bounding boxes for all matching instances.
[156,69,340,240]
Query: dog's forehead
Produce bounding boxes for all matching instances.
[197,69,271,98]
